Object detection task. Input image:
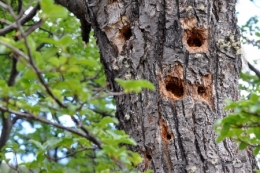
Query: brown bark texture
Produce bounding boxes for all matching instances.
[59,0,259,172]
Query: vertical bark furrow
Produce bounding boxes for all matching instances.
[171,102,188,172]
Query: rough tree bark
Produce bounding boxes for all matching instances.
[58,0,258,172]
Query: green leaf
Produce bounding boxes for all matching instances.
[0,45,6,53]
[27,36,36,51]
[221,123,230,135]
[238,142,248,150]
[250,93,259,103]
[45,137,62,148]
[115,78,155,93]
[214,119,222,129]
[48,57,60,67]
[216,135,225,143]
[29,140,44,150]
[96,117,118,128]
[40,0,68,19]
[129,152,143,166]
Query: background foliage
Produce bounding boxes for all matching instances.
[0,0,154,172]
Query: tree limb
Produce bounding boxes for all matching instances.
[0,112,12,150]
[54,0,91,43]
[248,62,260,79]
[0,54,19,151]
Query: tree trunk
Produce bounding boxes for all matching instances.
[63,0,258,172]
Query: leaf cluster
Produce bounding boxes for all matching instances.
[0,0,154,172]
[215,74,260,156]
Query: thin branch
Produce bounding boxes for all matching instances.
[17,0,23,15]
[0,2,40,36]
[16,19,43,40]
[242,36,260,49]
[46,147,96,161]
[248,62,260,79]
[0,111,12,150]
[0,1,8,9]
[0,40,30,61]
[242,51,260,79]
[0,105,102,148]
[70,115,101,148]
[36,43,46,51]
[91,109,114,117]
[0,18,13,25]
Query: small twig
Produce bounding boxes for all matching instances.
[0,40,30,61]
[39,27,54,37]
[91,109,114,117]
[46,147,96,161]
[242,36,260,49]
[36,43,46,51]
[91,91,124,100]
[0,18,13,25]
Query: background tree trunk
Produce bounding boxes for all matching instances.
[71,0,258,172]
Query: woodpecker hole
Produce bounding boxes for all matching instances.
[187,32,203,47]
[165,77,184,98]
[146,154,152,160]
[120,25,132,41]
[159,119,174,142]
[192,74,213,108]
[183,28,208,52]
[198,86,206,95]
[143,150,152,171]
[159,63,184,100]
[167,134,172,140]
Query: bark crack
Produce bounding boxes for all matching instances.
[178,101,188,162]
[184,51,189,82]
[175,0,180,18]
[194,136,206,172]
[143,91,156,172]
[171,103,188,173]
